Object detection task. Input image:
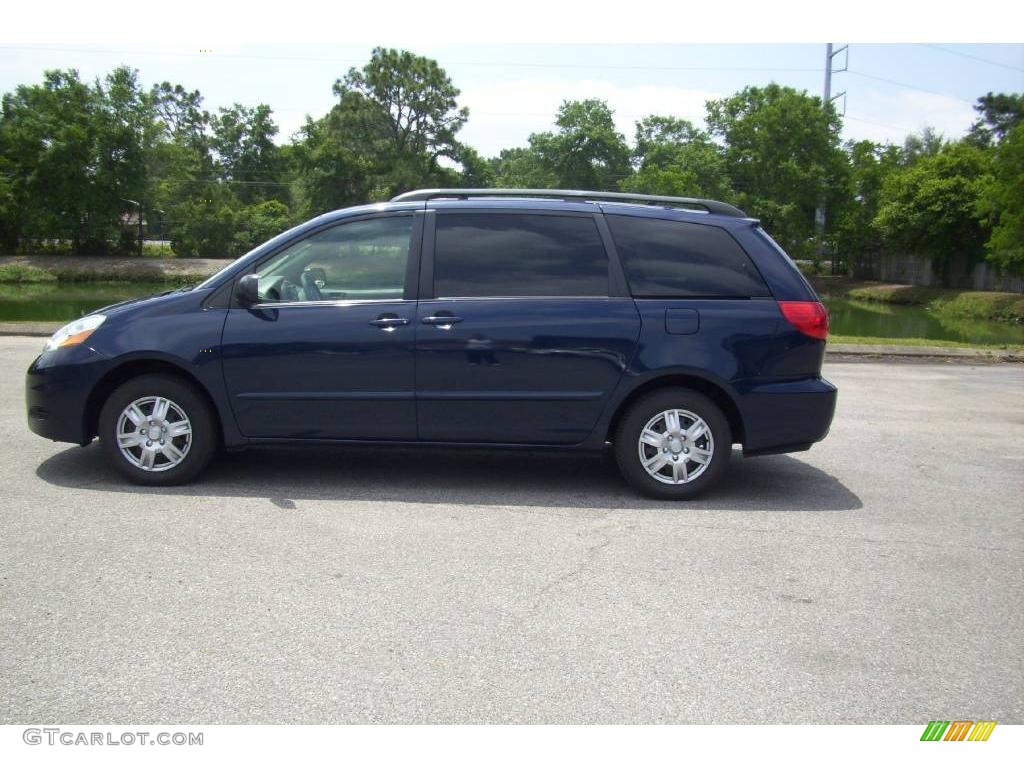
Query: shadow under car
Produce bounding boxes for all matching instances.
[36,443,862,513]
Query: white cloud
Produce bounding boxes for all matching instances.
[841,88,978,145]
[457,79,980,156]
[276,79,981,157]
[458,78,721,156]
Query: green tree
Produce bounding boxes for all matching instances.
[0,70,100,250]
[166,183,239,258]
[211,103,285,205]
[491,100,631,190]
[529,99,631,190]
[452,143,494,187]
[291,113,377,214]
[0,173,16,250]
[93,66,156,253]
[294,47,470,213]
[831,139,901,274]
[0,67,198,254]
[621,116,732,199]
[968,91,1024,147]
[0,66,300,256]
[150,82,208,143]
[874,140,991,284]
[705,84,848,259]
[977,123,1024,271]
[490,146,555,187]
[231,199,293,253]
[146,81,219,249]
[900,126,944,164]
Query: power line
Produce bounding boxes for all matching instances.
[1,43,998,106]
[920,44,1024,74]
[0,172,291,186]
[846,69,975,105]
[1,43,987,119]
[0,44,821,73]
[156,178,291,187]
[212,179,290,186]
[844,114,918,134]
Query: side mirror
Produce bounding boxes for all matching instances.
[237,274,260,306]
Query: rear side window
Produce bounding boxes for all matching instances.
[606,215,770,298]
[433,213,609,297]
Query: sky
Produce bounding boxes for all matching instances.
[1,43,1022,156]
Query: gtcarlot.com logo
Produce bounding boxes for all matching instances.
[23,728,203,746]
[920,720,997,742]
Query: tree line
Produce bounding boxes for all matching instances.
[0,47,1021,281]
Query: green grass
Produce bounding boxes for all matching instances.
[0,263,59,283]
[42,266,202,285]
[0,263,209,286]
[15,241,176,258]
[141,242,177,259]
[932,291,1024,322]
[843,284,1024,322]
[829,334,1024,352]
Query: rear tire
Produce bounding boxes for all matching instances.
[614,388,731,500]
[99,374,217,486]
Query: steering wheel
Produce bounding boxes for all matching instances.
[300,270,323,301]
[276,279,300,302]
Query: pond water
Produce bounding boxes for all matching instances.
[0,282,171,322]
[1,282,1022,347]
[822,297,1024,347]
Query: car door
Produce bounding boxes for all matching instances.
[414,208,641,445]
[221,212,421,440]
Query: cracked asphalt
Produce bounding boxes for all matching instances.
[0,336,1021,723]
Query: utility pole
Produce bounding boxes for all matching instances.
[121,198,144,257]
[817,43,847,273]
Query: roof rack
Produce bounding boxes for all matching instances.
[390,188,747,218]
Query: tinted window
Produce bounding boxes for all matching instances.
[434,213,608,297]
[606,215,770,298]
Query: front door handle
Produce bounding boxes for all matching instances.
[370,315,410,330]
[421,315,463,328]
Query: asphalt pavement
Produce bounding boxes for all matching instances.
[0,336,1021,723]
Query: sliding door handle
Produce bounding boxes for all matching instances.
[370,315,410,329]
[421,315,463,328]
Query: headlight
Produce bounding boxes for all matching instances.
[44,314,106,352]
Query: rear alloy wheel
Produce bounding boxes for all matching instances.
[637,408,714,485]
[99,374,217,485]
[615,388,731,500]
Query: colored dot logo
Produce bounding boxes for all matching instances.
[920,720,997,741]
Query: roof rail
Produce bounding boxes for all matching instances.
[390,188,747,218]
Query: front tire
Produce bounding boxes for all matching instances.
[98,374,217,486]
[614,388,731,500]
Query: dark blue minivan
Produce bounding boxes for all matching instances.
[26,189,836,499]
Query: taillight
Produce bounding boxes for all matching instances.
[778,301,829,340]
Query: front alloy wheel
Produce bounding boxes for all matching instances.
[115,396,193,472]
[99,374,217,486]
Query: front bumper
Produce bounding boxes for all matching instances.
[26,346,111,445]
[737,376,838,455]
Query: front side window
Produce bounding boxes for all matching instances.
[606,215,770,298]
[433,213,609,298]
[255,216,412,303]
